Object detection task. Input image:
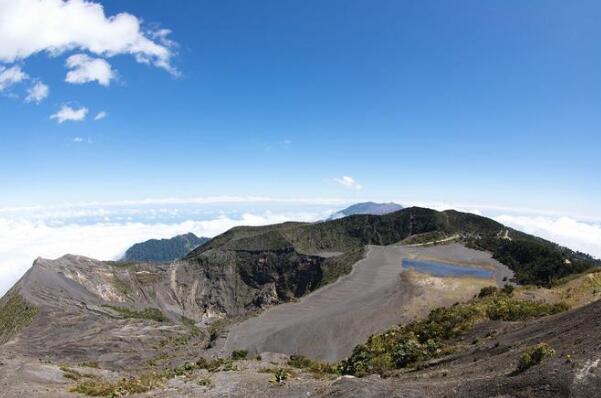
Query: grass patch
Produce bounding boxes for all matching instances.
[515,343,555,373]
[340,289,568,376]
[0,293,38,344]
[101,304,167,322]
[69,356,238,397]
[71,372,167,397]
[288,355,338,378]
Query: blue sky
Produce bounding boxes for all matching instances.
[1,0,601,294]
[1,0,600,216]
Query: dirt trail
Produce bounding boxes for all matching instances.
[224,244,511,361]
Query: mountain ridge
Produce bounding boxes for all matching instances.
[2,207,600,374]
[327,201,403,220]
[122,232,210,263]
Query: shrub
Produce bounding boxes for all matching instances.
[231,350,248,360]
[341,292,568,377]
[288,355,313,369]
[516,343,555,373]
[501,284,515,295]
[198,377,213,387]
[195,357,225,372]
[269,368,290,384]
[478,286,498,298]
[288,355,338,377]
[79,362,100,369]
[484,297,567,321]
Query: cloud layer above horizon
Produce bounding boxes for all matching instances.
[0,203,336,295]
[1,200,600,296]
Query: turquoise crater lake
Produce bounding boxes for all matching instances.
[403,259,493,278]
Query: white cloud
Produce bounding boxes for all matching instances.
[50,105,88,123]
[496,215,601,259]
[0,211,325,295]
[25,81,49,103]
[73,137,83,143]
[65,54,114,86]
[0,65,28,90]
[334,176,363,190]
[0,0,177,74]
[0,197,356,215]
[94,111,107,120]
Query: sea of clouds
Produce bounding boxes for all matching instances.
[1,198,600,296]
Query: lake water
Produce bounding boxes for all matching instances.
[403,259,493,278]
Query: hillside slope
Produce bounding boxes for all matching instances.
[189,207,600,286]
[1,207,599,369]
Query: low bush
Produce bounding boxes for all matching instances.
[231,350,248,360]
[501,284,515,295]
[197,377,213,387]
[478,286,498,298]
[516,343,555,373]
[268,368,291,384]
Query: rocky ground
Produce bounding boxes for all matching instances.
[223,244,507,361]
[1,241,600,397]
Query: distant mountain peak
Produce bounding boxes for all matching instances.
[121,232,210,263]
[328,201,403,220]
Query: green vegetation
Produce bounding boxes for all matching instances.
[123,233,209,262]
[208,318,227,342]
[180,315,201,336]
[288,355,338,377]
[79,362,100,369]
[231,349,248,360]
[111,274,130,295]
[101,304,167,322]
[70,372,167,397]
[477,238,597,286]
[197,376,213,387]
[0,293,38,344]
[265,367,291,384]
[400,231,454,245]
[317,248,365,288]
[340,289,568,376]
[478,286,498,298]
[192,207,601,299]
[68,356,240,397]
[501,284,515,295]
[516,343,555,373]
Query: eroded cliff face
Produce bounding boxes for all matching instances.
[0,239,332,369]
